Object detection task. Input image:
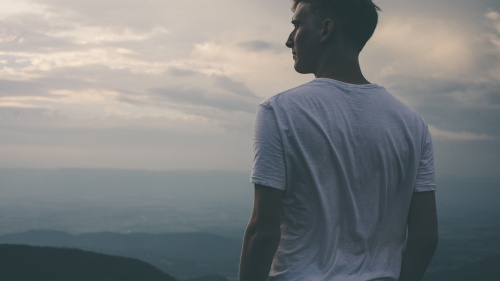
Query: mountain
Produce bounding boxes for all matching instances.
[423,253,500,281]
[0,230,240,280]
[0,244,176,281]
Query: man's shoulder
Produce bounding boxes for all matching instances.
[260,78,428,126]
[261,79,322,106]
[261,78,389,105]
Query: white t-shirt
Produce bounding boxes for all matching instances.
[251,78,436,281]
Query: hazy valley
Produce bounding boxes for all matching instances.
[0,168,499,280]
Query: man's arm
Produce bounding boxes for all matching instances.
[239,184,284,281]
[399,191,438,281]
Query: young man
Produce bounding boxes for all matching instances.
[239,1,438,281]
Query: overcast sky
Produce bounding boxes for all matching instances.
[0,0,499,180]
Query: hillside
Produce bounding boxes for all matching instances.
[2,230,500,281]
[0,230,240,280]
[0,244,176,281]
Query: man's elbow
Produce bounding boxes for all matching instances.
[252,227,281,244]
[244,220,281,246]
[258,227,281,244]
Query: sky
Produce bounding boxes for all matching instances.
[0,0,499,180]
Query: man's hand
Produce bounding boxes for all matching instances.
[239,184,284,281]
[399,191,438,281]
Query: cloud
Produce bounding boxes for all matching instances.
[213,75,257,98]
[0,0,47,18]
[238,40,281,52]
[360,8,500,143]
[0,105,49,118]
[0,79,48,97]
[0,0,497,176]
[189,41,309,97]
[380,75,500,139]
[365,16,475,80]
[0,106,253,171]
[429,126,497,142]
[363,7,500,89]
[482,9,500,80]
[167,67,197,77]
[47,26,170,45]
[150,84,257,114]
[485,9,500,26]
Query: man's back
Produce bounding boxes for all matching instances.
[238,1,437,280]
[251,78,435,280]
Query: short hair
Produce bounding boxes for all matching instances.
[292,0,381,52]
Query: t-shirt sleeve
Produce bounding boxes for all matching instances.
[414,125,436,192]
[250,103,287,190]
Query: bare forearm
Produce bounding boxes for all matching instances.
[399,235,438,281]
[239,224,281,281]
[400,191,438,281]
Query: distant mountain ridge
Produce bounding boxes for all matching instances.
[0,244,176,281]
[0,230,239,280]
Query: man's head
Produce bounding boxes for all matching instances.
[290,0,381,53]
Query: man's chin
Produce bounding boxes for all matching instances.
[294,64,312,74]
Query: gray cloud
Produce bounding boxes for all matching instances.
[167,67,198,77]
[150,86,256,113]
[238,40,282,52]
[0,106,51,120]
[0,79,47,97]
[31,0,164,31]
[0,74,100,98]
[386,75,500,137]
[213,75,257,98]
[376,0,500,19]
[0,0,498,178]
[0,16,78,52]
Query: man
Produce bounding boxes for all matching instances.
[239,0,438,281]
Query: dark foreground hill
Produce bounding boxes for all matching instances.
[0,244,176,281]
[423,253,500,281]
[0,230,239,280]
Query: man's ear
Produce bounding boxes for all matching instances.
[320,19,334,42]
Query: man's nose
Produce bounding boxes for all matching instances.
[285,34,293,48]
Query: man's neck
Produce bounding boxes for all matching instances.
[314,51,370,85]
